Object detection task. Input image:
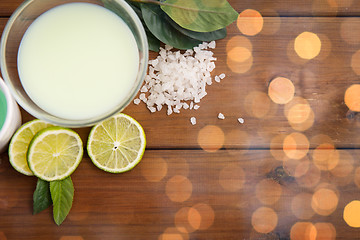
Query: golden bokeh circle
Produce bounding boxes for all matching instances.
[290,222,317,240]
[294,32,322,60]
[344,84,360,112]
[197,125,225,152]
[165,175,192,202]
[344,200,360,228]
[219,164,246,192]
[255,179,282,205]
[268,77,295,104]
[251,207,278,233]
[237,9,263,36]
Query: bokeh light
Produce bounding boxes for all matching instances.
[294,32,322,60]
[310,134,334,146]
[283,132,310,160]
[283,156,310,178]
[312,0,338,16]
[311,188,339,216]
[259,9,281,35]
[226,34,253,74]
[290,222,317,240]
[291,193,315,220]
[341,18,360,45]
[174,207,198,233]
[330,151,354,178]
[255,179,282,205]
[354,167,360,188]
[244,91,272,118]
[351,50,360,75]
[312,144,339,171]
[270,134,289,161]
[159,227,189,240]
[189,203,215,230]
[344,84,360,112]
[295,163,321,188]
[284,97,314,131]
[227,55,253,74]
[236,9,263,36]
[335,0,353,7]
[227,47,252,63]
[268,77,295,104]
[141,157,168,182]
[197,125,225,152]
[314,222,336,240]
[226,36,253,53]
[344,200,360,228]
[219,164,246,192]
[59,237,84,240]
[251,207,278,233]
[165,175,192,202]
[0,232,6,240]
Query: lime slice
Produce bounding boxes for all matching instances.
[8,119,54,176]
[27,127,83,181]
[87,113,146,173]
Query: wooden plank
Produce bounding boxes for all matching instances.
[1,16,360,149]
[0,149,359,239]
[0,0,359,17]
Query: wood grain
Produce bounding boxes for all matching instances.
[0,0,359,17]
[0,150,359,239]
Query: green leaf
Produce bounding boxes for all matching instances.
[50,177,74,226]
[33,178,52,215]
[105,0,160,51]
[165,14,227,41]
[160,0,238,32]
[141,3,201,49]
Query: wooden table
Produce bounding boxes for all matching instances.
[1,0,360,239]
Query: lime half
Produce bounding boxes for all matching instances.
[87,113,146,173]
[9,119,54,176]
[27,127,83,181]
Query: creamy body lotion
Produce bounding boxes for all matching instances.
[18,2,139,120]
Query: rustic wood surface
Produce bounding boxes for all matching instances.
[1,0,360,239]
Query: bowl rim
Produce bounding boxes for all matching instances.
[0,0,148,127]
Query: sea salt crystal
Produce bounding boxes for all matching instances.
[135,41,220,115]
[208,41,216,49]
[238,117,244,124]
[214,75,221,83]
[218,113,225,120]
[190,117,197,125]
[219,73,226,79]
[133,98,141,105]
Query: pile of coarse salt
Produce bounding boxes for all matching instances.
[133,41,225,115]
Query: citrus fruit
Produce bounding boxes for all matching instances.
[27,127,83,181]
[87,113,146,173]
[8,119,54,176]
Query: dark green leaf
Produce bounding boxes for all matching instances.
[160,0,238,32]
[141,3,201,49]
[105,0,160,51]
[50,177,74,226]
[165,14,226,41]
[33,178,52,215]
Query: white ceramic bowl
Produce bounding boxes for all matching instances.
[0,77,21,153]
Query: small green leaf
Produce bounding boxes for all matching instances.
[141,3,201,49]
[33,178,52,215]
[50,177,74,226]
[165,14,227,41]
[160,0,238,32]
